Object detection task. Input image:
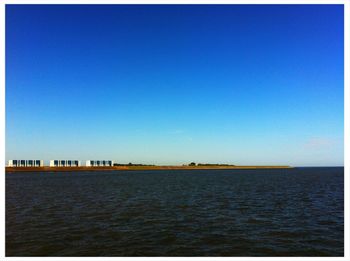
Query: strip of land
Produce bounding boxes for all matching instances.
[5,165,293,173]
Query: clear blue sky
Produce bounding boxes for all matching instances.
[6,5,344,166]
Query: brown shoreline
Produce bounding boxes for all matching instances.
[5,165,293,173]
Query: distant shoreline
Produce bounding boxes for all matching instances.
[5,165,293,173]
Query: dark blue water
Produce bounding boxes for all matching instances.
[6,167,344,256]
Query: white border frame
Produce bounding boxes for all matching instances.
[0,0,348,260]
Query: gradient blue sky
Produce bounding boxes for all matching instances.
[6,5,344,166]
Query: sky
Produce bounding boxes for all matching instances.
[5,5,344,166]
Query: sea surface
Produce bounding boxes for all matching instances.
[6,167,344,256]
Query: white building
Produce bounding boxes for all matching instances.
[49,160,80,167]
[8,160,44,167]
[86,160,113,167]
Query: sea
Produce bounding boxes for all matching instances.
[6,167,344,256]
